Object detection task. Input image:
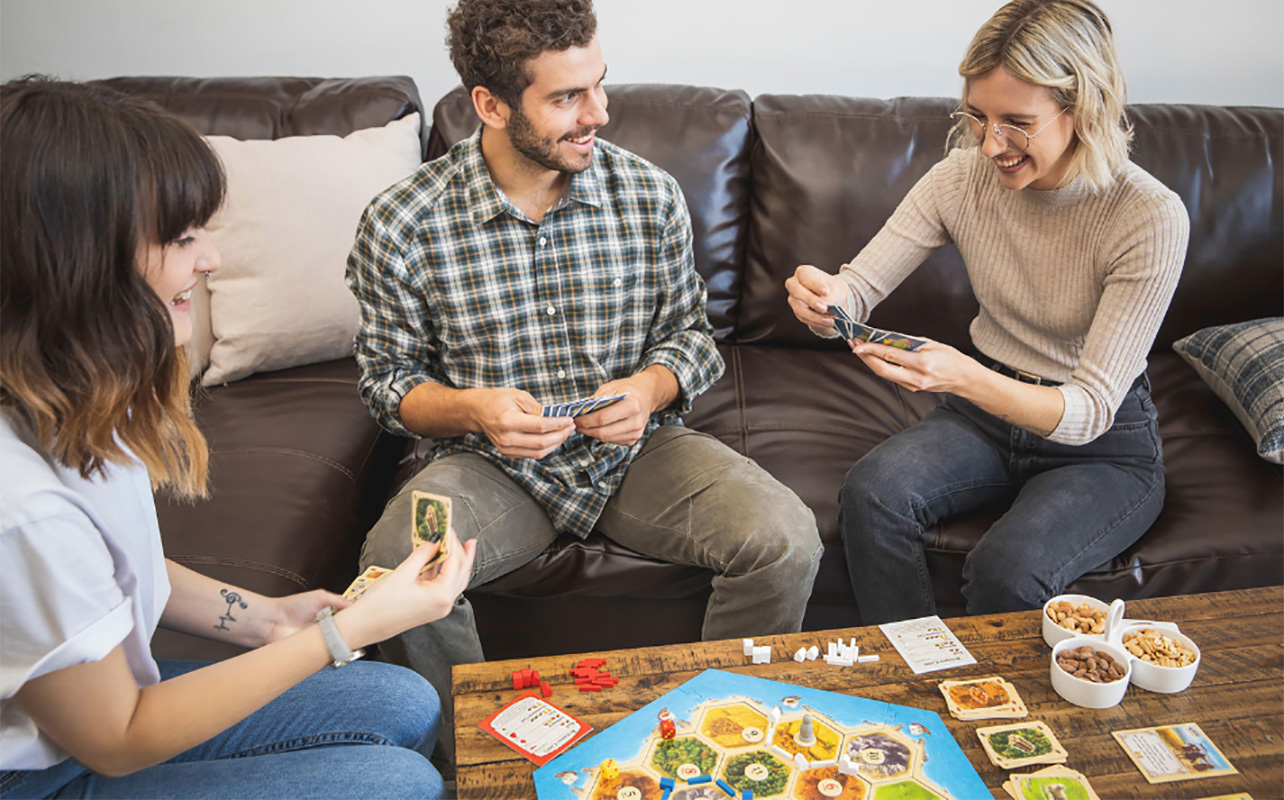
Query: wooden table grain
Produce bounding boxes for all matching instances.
[452,587,1283,799]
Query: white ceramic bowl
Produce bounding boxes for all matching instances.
[1042,594,1112,647]
[1051,637,1132,709]
[1120,624,1201,694]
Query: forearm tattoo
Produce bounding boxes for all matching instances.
[214,588,248,632]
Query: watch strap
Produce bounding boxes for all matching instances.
[315,607,364,668]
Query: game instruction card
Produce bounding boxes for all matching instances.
[479,694,592,766]
[1112,723,1238,784]
[879,615,977,674]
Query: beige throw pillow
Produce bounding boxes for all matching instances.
[200,114,422,386]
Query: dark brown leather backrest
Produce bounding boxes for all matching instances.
[92,76,426,153]
[743,95,1284,351]
[427,84,754,340]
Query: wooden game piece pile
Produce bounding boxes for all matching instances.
[572,657,618,692]
[511,667,552,697]
[1055,645,1126,683]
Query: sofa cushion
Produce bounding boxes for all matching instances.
[200,114,422,384]
[427,84,753,340]
[1172,318,1284,463]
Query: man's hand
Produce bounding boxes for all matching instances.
[786,264,848,329]
[470,387,574,459]
[575,367,677,446]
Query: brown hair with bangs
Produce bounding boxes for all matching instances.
[0,76,225,498]
[446,0,597,107]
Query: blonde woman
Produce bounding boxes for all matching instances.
[785,0,1189,624]
[0,77,474,799]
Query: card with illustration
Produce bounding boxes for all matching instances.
[1004,765,1101,800]
[939,676,1028,720]
[411,490,451,570]
[341,565,393,601]
[826,304,927,351]
[977,720,1067,769]
[1112,724,1238,784]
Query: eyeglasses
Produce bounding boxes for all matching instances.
[949,107,1068,152]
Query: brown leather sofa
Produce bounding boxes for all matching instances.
[106,77,1282,664]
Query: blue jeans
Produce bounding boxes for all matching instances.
[0,659,444,799]
[840,378,1165,624]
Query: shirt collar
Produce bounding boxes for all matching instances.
[461,127,609,226]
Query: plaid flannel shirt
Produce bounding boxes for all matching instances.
[346,129,723,537]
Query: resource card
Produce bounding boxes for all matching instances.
[478,694,592,766]
[879,615,977,674]
[341,565,392,601]
[939,676,1029,721]
[411,490,451,571]
[827,304,927,351]
[977,720,1067,769]
[1112,723,1238,784]
[1002,764,1101,800]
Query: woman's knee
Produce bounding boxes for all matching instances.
[961,547,1049,614]
[333,747,444,800]
[344,662,441,750]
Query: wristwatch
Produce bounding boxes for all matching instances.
[315,606,365,668]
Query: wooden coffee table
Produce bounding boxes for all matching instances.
[452,586,1282,799]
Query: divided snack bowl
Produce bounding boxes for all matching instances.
[1119,623,1201,694]
[1050,636,1132,709]
[1042,594,1116,647]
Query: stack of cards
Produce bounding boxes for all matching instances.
[541,392,628,418]
[827,304,928,351]
[1002,765,1101,800]
[938,676,1029,720]
[977,721,1068,770]
[412,490,451,571]
[341,565,392,601]
[1112,723,1238,785]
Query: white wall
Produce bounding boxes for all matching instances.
[2,0,1281,109]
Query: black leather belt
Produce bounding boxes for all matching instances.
[975,352,1062,386]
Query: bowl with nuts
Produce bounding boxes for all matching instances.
[1042,594,1119,647]
[1050,638,1132,708]
[1120,624,1201,693]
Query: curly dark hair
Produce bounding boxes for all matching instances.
[446,0,597,107]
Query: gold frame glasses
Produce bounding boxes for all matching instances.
[950,107,1068,152]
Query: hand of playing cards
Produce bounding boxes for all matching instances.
[541,392,628,418]
[340,489,454,601]
[828,304,927,351]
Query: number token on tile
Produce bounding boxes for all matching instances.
[744,763,770,782]
[741,726,764,743]
[617,788,641,800]
[677,764,701,780]
[818,778,844,798]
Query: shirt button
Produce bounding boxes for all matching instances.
[547,305,557,316]
[613,278,622,287]
[538,236,547,246]
[557,369,566,379]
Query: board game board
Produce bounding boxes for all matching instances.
[533,669,988,800]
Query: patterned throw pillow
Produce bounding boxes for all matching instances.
[1173,318,1284,464]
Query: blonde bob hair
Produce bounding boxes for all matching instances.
[953,0,1132,191]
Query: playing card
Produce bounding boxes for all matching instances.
[411,490,451,570]
[939,676,1028,720]
[342,565,393,601]
[1006,765,1101,800]
[1112,724,1238,784]
[826,304,926,351]
[541,392,628,418]
[977,721,1068,770]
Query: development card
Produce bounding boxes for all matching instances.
[541,392,628,418]
[478,693,592,766]
[977,721,1067,769]
[411,490,451,570]
[938,676,1028,720]
[1112,723,1238,784]
[341,565,392,601]
[1004,765,1101,800]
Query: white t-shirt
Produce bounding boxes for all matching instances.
[0,409,170,770]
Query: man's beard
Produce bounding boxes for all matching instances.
[507,104,595,174]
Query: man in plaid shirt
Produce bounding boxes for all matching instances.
[347,0,821,753]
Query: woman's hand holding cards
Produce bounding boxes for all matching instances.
[332,527,477,651]
[786,264,850,329]
[852,339,965,394]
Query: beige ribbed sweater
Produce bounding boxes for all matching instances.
[837,147,1190,445]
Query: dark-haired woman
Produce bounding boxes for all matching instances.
[0,77,474,800]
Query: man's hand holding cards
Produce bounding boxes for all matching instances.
[412,490,452,573]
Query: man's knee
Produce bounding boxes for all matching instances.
[718,473,821,574]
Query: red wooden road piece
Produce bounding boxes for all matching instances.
[540,681,552,698]
[578,684,602,692]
